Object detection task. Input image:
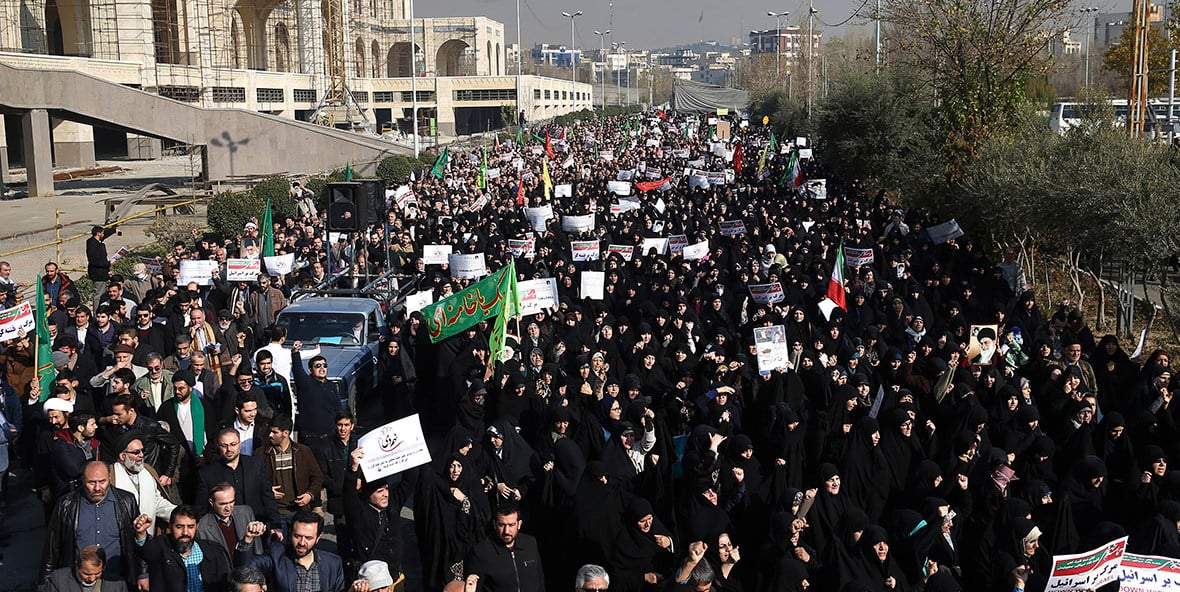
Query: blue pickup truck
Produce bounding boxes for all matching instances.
[275,296,387,418]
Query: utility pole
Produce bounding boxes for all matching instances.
[595,30,610,110]
[768,11,789,84]
[562,10,583,84]
[1081,6,1099,88]
[516,0,522,126]
[807,0,816,118]
[410,0,418,156]
[1129,0,1150,138]
[874,0,881,72]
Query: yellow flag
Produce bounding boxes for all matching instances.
[542,159,553,200]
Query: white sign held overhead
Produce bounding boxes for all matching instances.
[682,240,710,261]
[422,245,453,265]
[0,303,35,343]
[448,253,487,279]
[580,271,605,300]
[571,240,601,262]
[517,278,559,316]
[754,325,790,374]
[178,260,218,286]
[263,253,296,275]
[524,206,554,232]
[405,291,434,314]
[356,415,433,482]
[641,238,669,256]
[225,258,261,282]
[561,213,596,233]
[748,283,785,304]
[608,244,635,261]
[607,181,632,196]
[555,184,572,198]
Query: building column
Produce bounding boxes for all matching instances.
[22,109,53,197]
[52,119,96,169]
[0,116,9,184]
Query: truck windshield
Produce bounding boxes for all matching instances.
[276,312,366,345]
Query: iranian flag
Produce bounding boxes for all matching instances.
[826,239,847,311]
[786,150,803,189]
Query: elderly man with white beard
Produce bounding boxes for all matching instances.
[109,432,177,523]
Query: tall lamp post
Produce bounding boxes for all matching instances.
[1080,6,1099,88]
[768,11,789,81]
[807,0,816,118]
[561,10,583,83]
[594,29,610,110]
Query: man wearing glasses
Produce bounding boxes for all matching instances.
[101,393,182,489]
[109,432,176,523]
[290,341,343,448]
[132,352,174,412]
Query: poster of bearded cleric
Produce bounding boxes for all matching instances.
[968,324,1000,366]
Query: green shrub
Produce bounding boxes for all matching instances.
[207,190,264,240]
[376,155,419,183]
[252,176,298,220]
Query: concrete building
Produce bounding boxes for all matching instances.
[0,0,592,191]
[749,27,822,72]
[1093,4,1166,48]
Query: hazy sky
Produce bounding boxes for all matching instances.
[414,0,1135,50]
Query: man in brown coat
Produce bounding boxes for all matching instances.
[263,414,324,528]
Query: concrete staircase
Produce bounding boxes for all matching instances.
[0,60,410,190]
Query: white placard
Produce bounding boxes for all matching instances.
[562,213,596,233]
[719,220,747,236]
[598,149,614,161]
[423,245,453,265]
[748,283,786,304]
[795,137,808,147]
[927,219,965,245]
[818,297,841,321]
[448,253,487,279]
[263,253,295,275]
[607,181,632,196]
[844,247,875,267]
[225,258,261,282]
[517,278,559,316]
[688,174,709,189]
[640,238,669,256]
[682,240,709,261]
[485,167,501,180]
[655,198,666,213]
[799,148,814,159]
[525,206,554,232]
[806,179,828,199]
[1118,552,1180,591]
[178,260,218,286]
[0,303,35,343]
[405,290,434,314]
[617,169,635,181]
[754,325,790,374]
[571,240,601,262]
[1047,537,1127,592]
[580,271,605,300]
[608,244,635,261]
[555,184,572,198]
[356,415,433,482]
[668,234,689,254]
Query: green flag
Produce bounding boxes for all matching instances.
[488,259,520,361]
[34,277,55,401]
[345,163,353,181]
[261,197,275,258]
[478,147,488,190]
[516,127,524,146]
[769,132,778,153]
[430,147,449,179]
[422,262,516,343]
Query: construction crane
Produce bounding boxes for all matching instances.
[1129,0,1151,139]
[310,0,370,131]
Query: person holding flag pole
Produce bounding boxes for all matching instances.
[33,276,56,402]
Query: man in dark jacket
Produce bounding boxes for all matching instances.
[290,341,344,448]
[45,545,130,592]
[196,428,279,528]
[87,225,115,309]
[139,505,232,592]
[50,411,100,499]
[263,414,324,522]
[342,447,418,578]
[235,511,347,592]
[101,393,182,483]
[40,462,152,588]
[314,411,357,520]
[465,503,545,592]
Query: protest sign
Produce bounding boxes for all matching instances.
[719,220,747,236]
[517,278,559,316]
[392,185,416,209]
[508,238,535,258]
[555,184,572,198]
[1047,537,1127,592]
[926,219,965,245]
[448,253,487,279]
[608,244,635,261]
[356,415,432,482]
[423,245,453,265]
[225,258,261,282]
[1118,552,1180,592]
[707,171,726,185]
[688,174,709,189]
[139,256,162,274]
[571,240,601,262]
[672,148,690,158]
[754,325,789,374]
[405,291,434,314]
[683,240,709,261]
[844,246,875,267]
[799,148,814,159]
[607,181,632,196]
[806,179,827,199]
[178,260,218,286]
[580,271,605,300]
[0,303,34,343]
[524,206,554,232]
[641,238,669,256]
[617,169,635,181]
[749,283,786,304]
[263,253,295,275]
[668,234,689,254]
[599,149,614,161]
[562,213,596,233]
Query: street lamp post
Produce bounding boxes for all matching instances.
[768,11,789,82]
[594,29,610,110]
[561,10,583,84]
[1080,6,1099,88]
[409,0,418,156]
[807,0,816,118]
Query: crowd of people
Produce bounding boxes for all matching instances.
[0,108,1176,592]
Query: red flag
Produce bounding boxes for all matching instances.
[733,141,744,174]
[657,110,668,119]
[545,132,556,159]
[516,173,525,206]
[636,177,672,192]
[495,135,501,151]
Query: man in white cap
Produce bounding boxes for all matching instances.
[352,560,395,591]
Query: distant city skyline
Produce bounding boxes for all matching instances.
[415,0,1135,50]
